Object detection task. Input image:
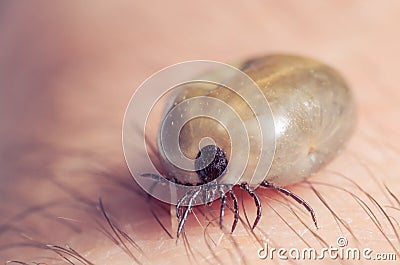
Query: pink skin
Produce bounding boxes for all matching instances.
[1,1,400,264]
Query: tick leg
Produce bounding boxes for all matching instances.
[177,188,201,238]
[228,189,239,233]
[219,188,227,229]
[219,186,239,232]
[141,173,192,222]
[176,190,191,220]
[240,182,262,230]
[260,181,318,228]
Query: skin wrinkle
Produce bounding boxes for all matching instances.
[1,1,400,264]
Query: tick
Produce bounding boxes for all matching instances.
[153,54,356,237]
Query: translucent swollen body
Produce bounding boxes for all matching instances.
[156,55,356,237]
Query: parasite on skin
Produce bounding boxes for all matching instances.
[152,54,356,237]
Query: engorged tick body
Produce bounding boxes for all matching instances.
[156,55,356,237]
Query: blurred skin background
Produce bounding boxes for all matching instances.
[1,1,400,264]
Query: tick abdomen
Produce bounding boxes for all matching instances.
[158,55,356,187]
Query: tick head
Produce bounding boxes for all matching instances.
[194,145,228,184]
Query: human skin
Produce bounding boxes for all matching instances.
[1,1,400,264]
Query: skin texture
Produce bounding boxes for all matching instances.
[1,1,400,264]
